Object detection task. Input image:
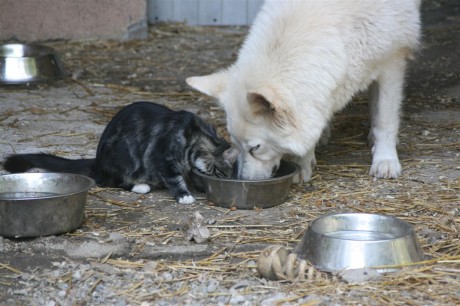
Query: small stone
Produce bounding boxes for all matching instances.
[58,290,66,297]
[261,293,288,306]
[72,270,82,281]
[161,272,173,281]
[206,279,219,293]
[231,280,251,290]
[185,212,211,243]
[339,267,381,284]
[91,263,122,275]
[229,294,246,304]
[143,261,158,272]
[107,232,125,242]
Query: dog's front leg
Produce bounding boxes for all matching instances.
[290,148,316,183]
[368,57,406,179]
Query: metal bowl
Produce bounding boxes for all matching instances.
[0,173,94,238]
[192,160,300,209]
[0,43,65,84]
[295,213,424,273]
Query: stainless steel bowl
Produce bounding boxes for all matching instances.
[192,160,300,209]
[295,213,424,273]
[0,173,94,238]
[0,43,65,84]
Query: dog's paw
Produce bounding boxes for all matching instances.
[292,150,316,183]
[178,195,196,204]
[293,158,315,183]
[131,184,151,194]
[293,167,313,184]
[369,159,401,179]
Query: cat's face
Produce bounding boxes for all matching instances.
[193,142,239,179]
[213,146,240,178]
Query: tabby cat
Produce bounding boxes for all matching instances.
[3,101,238,204]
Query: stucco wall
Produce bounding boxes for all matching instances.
[0,0,147,42]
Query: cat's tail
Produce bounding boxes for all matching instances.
[3,153,96,178]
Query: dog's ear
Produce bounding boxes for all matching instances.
[247,88,296,131]
[186,70,229,98]
[247,89,276,116]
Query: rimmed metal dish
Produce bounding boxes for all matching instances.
[0,43,65,84]
[295,213,424,273]
[192,160,300,209]
[0,173,94,238]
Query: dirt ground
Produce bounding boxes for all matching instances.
[0,0,459,305]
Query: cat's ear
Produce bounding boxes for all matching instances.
[186,70,230,99]
[247,87,296,132]
[223,147,240,165]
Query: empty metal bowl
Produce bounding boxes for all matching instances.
[192,160,300,209]
[295,213,424,273]
[0,43,65,84]
[0,173,94,238]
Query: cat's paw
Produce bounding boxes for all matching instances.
[178,195,196,204]
[131,184,151,194]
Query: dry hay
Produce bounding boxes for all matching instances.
[73,164,459,305]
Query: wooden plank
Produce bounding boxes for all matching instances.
[198,0,223,25]
[222,0,247,25]
[173,0,199,24]
[247,0,264,24]
[148,0,174,23]
[148,0,264,25]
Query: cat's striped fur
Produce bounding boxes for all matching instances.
[3,101,238,204]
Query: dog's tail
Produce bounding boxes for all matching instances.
[3,153,96,178]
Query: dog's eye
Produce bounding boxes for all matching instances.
[249,144,260,156]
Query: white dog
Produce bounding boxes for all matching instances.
[187,0,421,181]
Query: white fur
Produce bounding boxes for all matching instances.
[178,195,195,204]
[187,0,421,181]
[131,183,151,194]
[194,158,208,174]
